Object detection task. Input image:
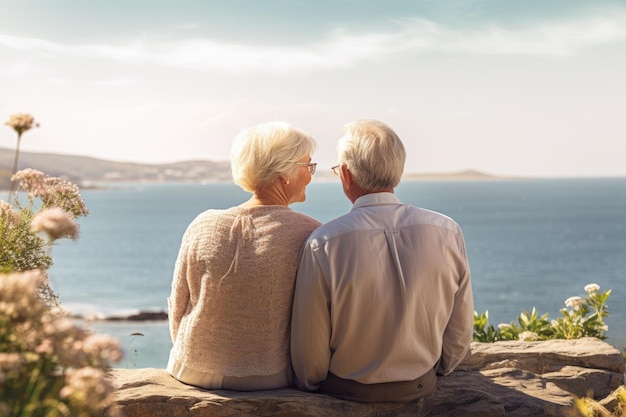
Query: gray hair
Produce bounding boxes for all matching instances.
[231,121,316,192]
[337,119,406,190]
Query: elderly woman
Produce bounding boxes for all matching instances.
[167,122,321,391]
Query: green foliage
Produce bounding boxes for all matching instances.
[0,352,68,417]
[515,308,554,340]
[473,311,500,342]
[0,207,52,273]
[474,284,612,343]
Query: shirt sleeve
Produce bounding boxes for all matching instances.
[290,240,332,391]
[437,231,474,375]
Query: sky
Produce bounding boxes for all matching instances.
[1,0,625,178]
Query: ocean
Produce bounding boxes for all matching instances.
[47,178,626,369]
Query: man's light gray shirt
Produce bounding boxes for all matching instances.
[291,192,474,390]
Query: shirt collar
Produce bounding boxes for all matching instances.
[352,192,402,210]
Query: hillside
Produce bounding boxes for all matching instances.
[0,147,231,188]
[0,147,504,188]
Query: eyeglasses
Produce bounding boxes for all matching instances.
[331,165,340,176]
[297,162,317,175]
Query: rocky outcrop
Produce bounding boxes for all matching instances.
[108,338,625,417]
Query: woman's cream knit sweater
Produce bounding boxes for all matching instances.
[168,205,321,377]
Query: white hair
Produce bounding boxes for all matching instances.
[337,119,406,190]
[231,121,316,192]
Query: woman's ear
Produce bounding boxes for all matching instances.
[281,174,290,185]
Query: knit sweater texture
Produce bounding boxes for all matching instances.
[168,205,321,377]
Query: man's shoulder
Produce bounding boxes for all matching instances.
[405,204,458,223]
[308,204,462,241]
[396,204,464,235]
[307,210,359,242]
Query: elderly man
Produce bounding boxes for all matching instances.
[291,119,474,402]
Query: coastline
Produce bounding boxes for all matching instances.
[71,310,169,322]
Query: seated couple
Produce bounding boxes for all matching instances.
[166,119,474,402]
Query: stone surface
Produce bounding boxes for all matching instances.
[109,338,625,417]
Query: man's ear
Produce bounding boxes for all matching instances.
[340,164,352,187]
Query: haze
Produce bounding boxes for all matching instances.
[1,0,625,177]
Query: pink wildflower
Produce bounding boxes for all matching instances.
[60,367,116,412]
[35,338,55,356]
[31,207,79,240]
[10,169,88,217]
[0,200,21,224]
[4,113,38,136]
[0,270,48,326]
[82,334,124,365]
[41,177,89,218]
[0,353,25,372]
[11,168,47,195]
[0,270,46,300]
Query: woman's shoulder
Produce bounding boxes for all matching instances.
[185,208,233,231]
[188,206,320,232]
[191,208,224,222]
[283,211,322,237]
[282,209,322,228]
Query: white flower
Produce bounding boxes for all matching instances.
[564,296,583,309]
[518,331,539,341]
[497,323,510,330]
[31,207,79,240]
[584,283,600,294]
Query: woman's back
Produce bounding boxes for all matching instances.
[168,205,320,377]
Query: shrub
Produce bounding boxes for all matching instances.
[1,168,121,416]
[1,169,88,307]
[0,270,122,416]
[474,284,611,343]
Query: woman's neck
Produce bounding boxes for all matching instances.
[239,182,290,208]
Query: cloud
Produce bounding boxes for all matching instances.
[411,14,626,57]
[1,10,625,74]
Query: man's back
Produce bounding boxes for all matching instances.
[291,192,474,392]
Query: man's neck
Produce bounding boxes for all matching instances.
[349,187,394,203]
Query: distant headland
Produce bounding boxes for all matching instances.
[402,169,514,181]
[0,147,510,187]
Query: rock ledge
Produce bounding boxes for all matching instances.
[109,338,625,417]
